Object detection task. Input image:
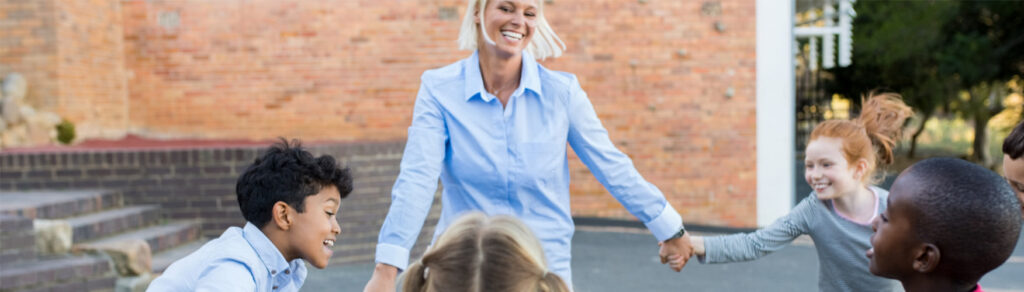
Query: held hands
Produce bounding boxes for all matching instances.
[363,263,398,292]
[658,233,695,272]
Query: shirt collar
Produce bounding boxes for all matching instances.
[242,222,293,276]
[463,50,543,102]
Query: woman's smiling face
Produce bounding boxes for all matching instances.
[478,0,538,55]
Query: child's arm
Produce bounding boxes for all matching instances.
[691,235,706,256]
[697,196,815,264]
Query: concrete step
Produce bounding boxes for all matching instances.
[66,205,162,243]
[0,190,121,219]
[151,239,208,273]
[0,254,115,291]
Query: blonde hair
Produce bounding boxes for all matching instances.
[456,0,567,60]
[809,92,914,184]
[401,212,569,292]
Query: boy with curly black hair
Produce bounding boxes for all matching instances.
[149,139,353,291]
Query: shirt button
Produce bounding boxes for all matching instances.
[271,270,277,274]
[273,286,278,290]
[284,270,290,274]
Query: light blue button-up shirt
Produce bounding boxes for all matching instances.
[375,50,684,284]
[148,222,307,292]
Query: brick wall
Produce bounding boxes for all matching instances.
[1,0,129,139]
[117,0,759,227]
[0,142,441,264]
[53,0,130,139]
[0,0,58,109]
[4,0,759,227]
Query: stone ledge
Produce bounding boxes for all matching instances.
[73,239,151,277]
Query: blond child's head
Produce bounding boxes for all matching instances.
[401,212,568,292]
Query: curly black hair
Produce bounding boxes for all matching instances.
[236,138,353,228]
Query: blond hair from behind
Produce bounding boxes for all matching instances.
[456,0,566,60]
[809,92,914,184]
[401,212,569,292]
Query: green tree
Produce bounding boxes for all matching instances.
[938,1,1024,167]
[829,0,957,158]
[829,0,1024,164]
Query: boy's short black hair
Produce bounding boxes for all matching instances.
[1004,121,1024,159]
[903,158,1021,283]
[236,139,353,228]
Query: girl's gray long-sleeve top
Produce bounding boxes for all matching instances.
[699,187,902,292]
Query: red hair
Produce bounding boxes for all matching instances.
[809,92,913,183]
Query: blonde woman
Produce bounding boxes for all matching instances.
[364,0,692,290]
[401,212,569,292]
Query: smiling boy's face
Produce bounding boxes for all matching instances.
[1003,154,1024,218]
[287,185,341,269]
[867,172,924,279]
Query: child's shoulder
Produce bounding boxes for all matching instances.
[204,226,264,264]
[800,192,830,207]
[790,193,832,219]
[182,226,265,270]
[151,226,263,290]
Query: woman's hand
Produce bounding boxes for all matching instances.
[363,263,398,292]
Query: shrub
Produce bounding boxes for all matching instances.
[56,119,75,144]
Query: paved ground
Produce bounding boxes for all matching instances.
[303,227,1024,291]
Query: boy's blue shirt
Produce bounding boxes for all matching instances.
[147,222,307,292]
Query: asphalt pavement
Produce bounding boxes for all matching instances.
[302,226,1024,292]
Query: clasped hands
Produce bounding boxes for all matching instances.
[658,233,695,272]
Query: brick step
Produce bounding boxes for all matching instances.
[0,214,35,264]
[152,239,208,273]
[78,221,200,255]
[0,190,121,219]
[0,254,115,291]
[66,205,162,243]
